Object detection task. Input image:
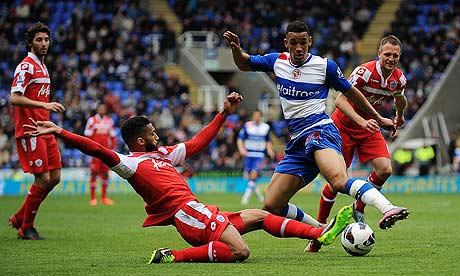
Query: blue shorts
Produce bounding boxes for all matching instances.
[274,123,343,184]
[244,156,264,174]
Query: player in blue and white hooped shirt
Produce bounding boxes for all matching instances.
[224,21,409,249]
[237,110,275,205]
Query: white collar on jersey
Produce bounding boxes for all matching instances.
[27,52,45,65]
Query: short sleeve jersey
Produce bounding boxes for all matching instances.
[111,143,198,227]
[11,52,51,138]
[238,121,271,158]
[84,114,116,148]
[332,60,407,135]
[249,52,352,139]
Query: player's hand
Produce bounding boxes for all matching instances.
[24,117,62,136]
[359,119,380,133]
[377,117,397,136]
[393,114,405,128]
[44,102,65,112]
[222,92,243,116]
[223,31,241,50]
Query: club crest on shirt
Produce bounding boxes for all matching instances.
[292,68,301,79]
[390,80,398,90]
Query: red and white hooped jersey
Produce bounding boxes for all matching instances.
[11,52,51,138]
[112,144,199,227]
[332,60,407,135]
[84,114,117,148]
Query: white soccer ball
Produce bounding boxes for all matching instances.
[341,222,375,256]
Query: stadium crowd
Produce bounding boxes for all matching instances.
[0,0,459,175]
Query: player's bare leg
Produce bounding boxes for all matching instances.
[263,173,305,215]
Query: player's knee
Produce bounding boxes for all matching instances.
[328,174,349,193]
[377,166,392,179]
[50,175,61,186]
[262,202,282,215]
[232,244,250,262]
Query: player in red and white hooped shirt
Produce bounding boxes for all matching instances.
[23,92,353,263]
[84,103,117,206]
[8,22,66,240]
[307,35,408,252]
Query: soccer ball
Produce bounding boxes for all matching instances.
[341,222,375,256]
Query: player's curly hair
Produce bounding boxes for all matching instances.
[121,116,152,145]
[285,21,311,37]
[25,22,51,51]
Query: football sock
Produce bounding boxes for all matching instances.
[15,185,52,223]
[90,175,97,200]
[367,170,385,189]
[101,178,108,199]
[14,199,28,223]
[345,178,394,214]
[262,213,323,239]
[254,186,264,203]
[241,180,255,204]
[172,241,233,262]
[21,184,48,229]
[356,171,385,213]
[280,203,322,227]
[317,184,337,224]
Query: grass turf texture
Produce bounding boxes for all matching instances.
[1,193,459,276]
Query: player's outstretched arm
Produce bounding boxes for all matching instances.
[344,87,396,135]
[24,118,120,167]
[223,31,252,71]
[184,92,243,158]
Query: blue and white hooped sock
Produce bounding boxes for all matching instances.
[345,178,394,214]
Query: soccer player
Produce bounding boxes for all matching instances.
[8,22,65,240]
[237,109,275,205]
[307,35,409,252]
[223,21,409,243]
[23,92,352,263]
[84,103,117,206]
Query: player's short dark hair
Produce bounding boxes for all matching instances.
[121,116,151,145]
[25,22,51,51]
[285,21,311,37]
[379,35,402,51]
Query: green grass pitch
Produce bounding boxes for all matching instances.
[1,192,459,275]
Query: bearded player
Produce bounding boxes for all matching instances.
[8,22,65,240]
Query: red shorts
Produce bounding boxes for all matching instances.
[16,136,62,174]
[173,201,243,247]
[90,157,109,173]
[340,129,390,168]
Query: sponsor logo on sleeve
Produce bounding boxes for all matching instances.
[337,68,345,79]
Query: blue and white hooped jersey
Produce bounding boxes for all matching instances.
[249,52,352,139]
[238,121,271,158]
